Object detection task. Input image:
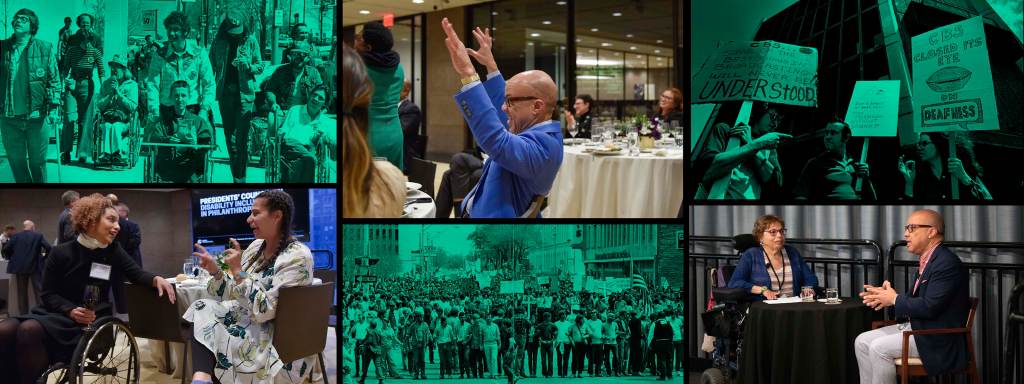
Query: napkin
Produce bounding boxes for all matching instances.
[763,297,804,304]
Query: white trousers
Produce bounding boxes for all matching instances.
[854,323,920,384]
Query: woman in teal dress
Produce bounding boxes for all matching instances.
[355,21,405,170]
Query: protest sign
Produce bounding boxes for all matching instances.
[912,16,998,132]
[845,80,901,137]
[500,280,525,294]
[693,40,819,107]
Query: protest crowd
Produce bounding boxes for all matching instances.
[341,274,684,384]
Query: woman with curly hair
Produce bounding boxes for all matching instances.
[0,194,175,384]
[185,190,318,383]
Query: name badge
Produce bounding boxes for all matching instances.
[90,262,112,281]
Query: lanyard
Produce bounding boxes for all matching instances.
[765,249,786,292]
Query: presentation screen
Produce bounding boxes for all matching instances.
[191,189,310,247]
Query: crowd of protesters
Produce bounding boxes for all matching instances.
[341,274,684,384]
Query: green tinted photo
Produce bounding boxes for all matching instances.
[0,0,338,183]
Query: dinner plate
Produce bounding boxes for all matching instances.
[592,150,623,156]
[406,182,422,192]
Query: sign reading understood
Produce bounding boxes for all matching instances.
[845,80,901,137]
[911,16,998,132]
[693,40,819,107]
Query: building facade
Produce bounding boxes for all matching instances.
[342,224,399,283]
[576,224,658,280]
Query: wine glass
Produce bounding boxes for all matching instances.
[82,285,100,332]
[567,123,578,146]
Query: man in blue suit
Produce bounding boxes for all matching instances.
[856,209,971,384]
[440,18,563,218]
[1,220,51,316]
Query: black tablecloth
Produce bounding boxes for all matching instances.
[738,299,880,384]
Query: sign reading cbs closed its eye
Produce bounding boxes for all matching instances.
[911,16,999,132]
[692,40,818,107]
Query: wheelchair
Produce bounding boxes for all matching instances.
[37,316,140,384]
[261,112,334,183]
[91,107,142,171]
[700,234,760,384]
[140,118,216,183]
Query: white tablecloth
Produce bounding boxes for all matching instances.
[404,189,436,218]
[544,144,684,217]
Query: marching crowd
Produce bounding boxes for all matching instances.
[341,276,684,384]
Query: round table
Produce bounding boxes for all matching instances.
[544,143,684,217]
[738,298,879,384]
[404,189,436,218]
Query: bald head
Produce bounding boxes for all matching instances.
[23,220,34,231]
[508,70,557,111]
[910,209,944,235]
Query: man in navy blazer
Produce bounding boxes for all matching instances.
[441,19,563,218]
[856,209,970,384]
[2,220,51,316]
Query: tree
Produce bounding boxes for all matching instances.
[468,225,541,277]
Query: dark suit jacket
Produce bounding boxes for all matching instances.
[400,99,423,160]
[727,245,819,300]
[58,208,76,244]
[894,245,970,375]
[3,230,52,274]
[114,218,142,267]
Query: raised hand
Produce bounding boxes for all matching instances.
[466,27,497,73]
[440,18,476,78]
[193,243,219,274]
[898,156,916,182]
[948,158,971,185]
[224,238,243,276]
[752,132,792,151]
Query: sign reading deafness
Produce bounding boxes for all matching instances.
[911,16,999,132]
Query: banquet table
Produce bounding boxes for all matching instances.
[544,143,684,217]
[404,189,436,218]
[147,277,324,379]
[738,298,879,384]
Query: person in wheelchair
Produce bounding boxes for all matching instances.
[278,84,335,182]
[95,55,138,166]
[184,190,317,383]
[261,41,323,112]
[148,80,213,182]
[727,214,819,301]
[0,194,175,384]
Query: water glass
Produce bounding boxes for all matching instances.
[591,126,603,144]
[826,288,839,304]
[801,286,815,302]
[183,262,195,277]
[627,132,639,156]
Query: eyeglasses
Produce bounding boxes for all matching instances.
[13,15,30,24]
[904,224,933,233]
[916,140,933,148]
[504,96,539,109]
[764,228,787,236]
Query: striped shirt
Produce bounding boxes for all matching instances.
[764,253,794,297]
[63,40,105,79]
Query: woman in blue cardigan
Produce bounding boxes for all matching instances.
[728,214,819,301]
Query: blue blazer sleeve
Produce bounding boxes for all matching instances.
[894,248,967,320]
[727,249,759,291]
[482,74,509,128]
[786,245,819,292]
[454,84,561,179]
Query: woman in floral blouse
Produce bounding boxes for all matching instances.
[184,190,316,383]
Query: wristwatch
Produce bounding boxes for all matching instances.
[460,74,480,86]
[758,286,767,295]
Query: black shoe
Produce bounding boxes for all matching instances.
[60,152,71,164]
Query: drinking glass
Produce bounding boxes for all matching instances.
[591,125,603,144]
[627,132,639,156]
[826,288,839,304]
[82,285,100,332]
[602,129,615,146]
[567,123,578,145]
[801,286,815,302]
[183,261,195,277]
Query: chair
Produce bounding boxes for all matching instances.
[140,117,217,183]
[125,283,191,384]
[39,315,141,383]
[871,297,980,384]
[92,111,142,170]
[406,157,437,198]
[518,195,546,218]
[273,283,334,384]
